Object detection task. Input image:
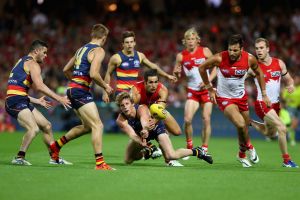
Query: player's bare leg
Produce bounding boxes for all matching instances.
[224,105,256,167]
[17,109,40,153]
[158,134,213,164]
[184,100,199,149]
[264,112,287,152]
[164,113,182,136]
[124,140,144,164]
[77,102,114,170]
[12,109,39,165]
[49,110,90,164]
[32,108,53,149]
[201,102,213,152]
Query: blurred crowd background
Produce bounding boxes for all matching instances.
[1,0,300,134]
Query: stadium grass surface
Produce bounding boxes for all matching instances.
[0,132,299,200]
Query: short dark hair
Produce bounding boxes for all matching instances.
[144,69,158,82]
[115,92,133,107]
[122,31,135,42]
[91,24,109,39]
[228,34,243,48]
[29,40,48,52]
[255,38,269,47]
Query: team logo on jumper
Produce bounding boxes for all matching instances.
[8,79,18,84]
[195,58,205,65]
[222,101,228,105]
[271,71,281,77]
[134,60,140,68]
[183,61,191,66]
[73,71,83,76]
[187,92,192,98]
[221,69,229,74]
[121,62,129,67]
[235,69,247,75]
[17,104,28,109]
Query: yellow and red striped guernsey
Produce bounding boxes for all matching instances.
[115,50,141,93]
[68,43,99,91]
[6,56,33,97]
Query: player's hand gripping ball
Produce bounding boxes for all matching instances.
[149,104,168,120]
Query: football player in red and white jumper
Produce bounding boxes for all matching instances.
[199,34,271,167]
[249,38,298,168]
[173,28,216,153]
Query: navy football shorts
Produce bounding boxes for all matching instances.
[67,88,94,110]
[5,95,34,118]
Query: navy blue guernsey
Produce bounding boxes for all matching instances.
[115,50,141,93]
[68,43,100,90]
[123,105,166,140]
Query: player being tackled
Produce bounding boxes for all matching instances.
[115,92,213,166]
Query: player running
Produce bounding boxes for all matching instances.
[249,38,298,168]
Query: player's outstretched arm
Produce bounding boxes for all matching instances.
[139,52,177,82]
[116,114,147,147]
[279,59,294,93]
[203,47,217,82]
[199,54,221,104]
[28,96,52,109]
[104,54,119,86]
[29,61,71,110]
[102,55,119,102]
[249,54,271,106]
[156,85,168,108]
[89,47,113,94]
[137,105,151,139]
[173,53,183,79]
[199,53,221,86]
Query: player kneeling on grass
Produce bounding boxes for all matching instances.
[115,92,213,165]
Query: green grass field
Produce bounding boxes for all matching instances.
[0,132,299,200]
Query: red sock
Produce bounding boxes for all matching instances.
[239,152,246,158]
[282,154,290,163]
[186,139,193,149]
[201,144,208,152]
[239,143,247,158]
[246,141,253,150]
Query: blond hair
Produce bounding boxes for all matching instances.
[115,92,133,107]
[91,24,109,39]
[182,27,200,46]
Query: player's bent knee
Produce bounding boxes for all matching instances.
[90,121,104,130]
[184,118,192,125]
[27,126,40,138]
[31,125,40,134]
[202,117,211,125]
[43,122,52,133]
[277,125,287,134]
[236,121,246,130]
